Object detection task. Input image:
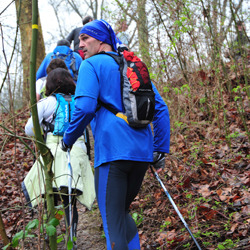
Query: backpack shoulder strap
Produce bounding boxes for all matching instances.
[94,52,126,115]
[68,54,78,81]
[48,93,59,122]
[98,100,118,115]
[96,51,126,91]
[52,51,68,61]
[42,94,58,141]
[95,51,123,65]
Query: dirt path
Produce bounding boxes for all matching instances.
[70,129,106,249]
[75,202,106,249]
[56,201,106,249]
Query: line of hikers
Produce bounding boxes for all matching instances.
[23,17,170,250]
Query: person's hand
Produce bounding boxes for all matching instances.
[152,152,165,170]
[59,139,72,152]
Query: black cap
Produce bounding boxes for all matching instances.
[57,39,70,47]
[82,15,93,25]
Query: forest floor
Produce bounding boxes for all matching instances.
[61,202,106,249]
[0,59,249,249]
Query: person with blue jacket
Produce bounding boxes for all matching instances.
[60,19,170,250]
[36,39,82,82]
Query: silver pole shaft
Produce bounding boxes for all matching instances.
[67,149,73,248]
[151,166,202,250]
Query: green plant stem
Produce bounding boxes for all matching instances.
[30,1,56,249]
[216,75,230,147]
[151,0,189,83]
[235,99,249,141]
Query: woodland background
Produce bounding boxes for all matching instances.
[0,0,249,249]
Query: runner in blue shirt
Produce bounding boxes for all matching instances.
[60,19,170,250]
[36,39,82,82]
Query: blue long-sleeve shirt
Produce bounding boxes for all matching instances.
[64,52,170,167]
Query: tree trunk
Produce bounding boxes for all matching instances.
[0,213,9,249]
[30,1,57,249]
[137,0,151,67]
[15,0,45,107]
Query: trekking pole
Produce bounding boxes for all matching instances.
[150,166,202,250]
[67,149,73,247]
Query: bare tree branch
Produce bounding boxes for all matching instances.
[0,0,15,16]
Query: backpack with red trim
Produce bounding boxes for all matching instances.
[100,50,155,128]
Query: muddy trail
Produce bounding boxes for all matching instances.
[62,202,106,249]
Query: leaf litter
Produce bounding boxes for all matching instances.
[0,61,249,249]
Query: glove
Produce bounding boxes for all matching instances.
[152,152,165,170]
[59,139,72,152]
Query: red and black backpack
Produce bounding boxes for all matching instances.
[98,50,155,128]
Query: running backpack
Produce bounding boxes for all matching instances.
[51,52,78,81]
[42,93,92,158]
[99,50,155,128]
[43,93,75,136]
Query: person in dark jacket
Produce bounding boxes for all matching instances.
[66,15,94,59]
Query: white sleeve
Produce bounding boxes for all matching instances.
[36,77,46,95]
[25,96,57,136]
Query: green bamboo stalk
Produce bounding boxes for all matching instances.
[30,1,57,249]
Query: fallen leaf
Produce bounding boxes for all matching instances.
[198,184,211,197]
[216,188,232,201]
[230,223,238,233]
[198,206,218,220]
[241,205,250,215]
[166,229,176,241]
[156,232,168,245]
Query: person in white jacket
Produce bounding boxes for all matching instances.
[22,68,95,241]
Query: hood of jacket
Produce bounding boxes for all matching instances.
[53,45,72,56]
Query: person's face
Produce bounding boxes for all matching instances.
[79,34,102,59]
[237,23,245,32]
[121,22,128,31]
